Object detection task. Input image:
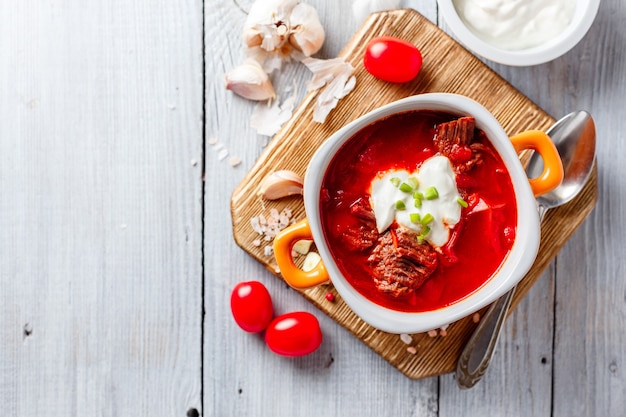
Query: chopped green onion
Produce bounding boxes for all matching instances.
[413,191,423,208]
[425,186,439,200]
[399,182,413,193]
[390,177,401,187]
[407,177,419,189]
[410,213,421,224]
[399,177,419,193]
[395,200,406,210]
[417,226,430,243]
[421,213,434,225]
[457,197,469,208]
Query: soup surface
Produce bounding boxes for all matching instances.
[319,110,517,312]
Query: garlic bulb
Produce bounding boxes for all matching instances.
[258,170,304,200]
[225,0,356,134]
[225,59,276,101]
[243,0,325,73]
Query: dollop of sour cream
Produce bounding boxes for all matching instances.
[452,0,576,51]
[370,155,462,247]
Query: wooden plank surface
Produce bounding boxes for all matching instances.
[0,1,203,415]
[208,0,624,415]
[230,8,597,379]
[0,0,623,416]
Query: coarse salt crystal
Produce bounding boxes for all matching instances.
[250,208,296,255]
[229,157,242,167]
[251,217,263,234]
[218,149,229,161]
[400,333,413,345]
[427,329,438,338]
[472,313,481,323]
[406,346,417,355]
[208,137,218,145]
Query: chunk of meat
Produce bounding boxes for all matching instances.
[339,197,379,251]
[434,116,483,173]
[367,228,439,297]
[340,225,379,251]
[435,116,475,153]
[349,197,376,224]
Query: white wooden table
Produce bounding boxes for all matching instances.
[1,1,624,416]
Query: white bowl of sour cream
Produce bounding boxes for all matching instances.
[437,0,601,66]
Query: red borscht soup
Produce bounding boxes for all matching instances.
[319,110,517,312]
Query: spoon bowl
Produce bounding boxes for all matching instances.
[528,111,597,216]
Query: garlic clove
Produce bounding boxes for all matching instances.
[225,59,276,101]
[302,252,322,272]
[259,170,304,200]
[288,3,325,57]
[292,239,313,255]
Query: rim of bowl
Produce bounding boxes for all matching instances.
[437,0,601,66]
[304,93,541,334]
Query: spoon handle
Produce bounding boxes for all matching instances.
[455,206,549,389]
[455,286,515,388]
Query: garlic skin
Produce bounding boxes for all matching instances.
[302,57,357,123]
[225,59,276,101]
[258,170,304,200]
[243,0,325,72]
[250,85,298,136]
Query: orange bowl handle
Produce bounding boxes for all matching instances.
[510,130,564,197]
[273,219,329,289]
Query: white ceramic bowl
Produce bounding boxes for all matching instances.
[437,0,601,66]
[274,93,563,334]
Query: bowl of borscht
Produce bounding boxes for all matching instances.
[273,93,564,334]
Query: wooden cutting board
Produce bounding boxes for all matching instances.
[230,9,597,379]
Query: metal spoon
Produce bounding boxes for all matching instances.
[456,111,597,389]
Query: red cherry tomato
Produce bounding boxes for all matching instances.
[230,281,274,333]
[265,312,323,357]
[363,36,423,83]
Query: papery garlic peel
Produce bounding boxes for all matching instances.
[259,170,304,200]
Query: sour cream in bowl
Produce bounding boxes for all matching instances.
[438,0,601,66]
